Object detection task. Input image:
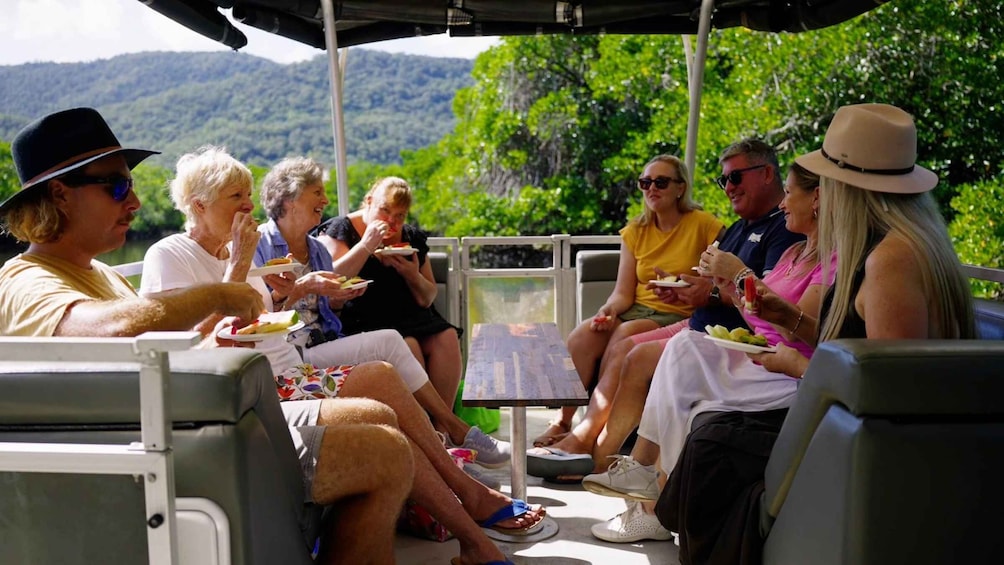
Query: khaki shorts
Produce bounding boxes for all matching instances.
[281,399,324,503]
[619,304,687,328]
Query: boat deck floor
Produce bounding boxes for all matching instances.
[394,407,679,564]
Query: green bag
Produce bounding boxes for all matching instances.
[452,379,500,434]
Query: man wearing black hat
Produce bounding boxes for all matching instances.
[0,107,264,335]
[0,108,414,564]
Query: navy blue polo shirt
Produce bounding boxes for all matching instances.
[689,207,805,332]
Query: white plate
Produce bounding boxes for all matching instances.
[247,262,302,277]
[374,247,416,256]
[340,279,374,290]
[219,321,305,342]
[703,334,776,354]
[649,279,691,288]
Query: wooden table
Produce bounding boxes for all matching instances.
[462,323,589,502]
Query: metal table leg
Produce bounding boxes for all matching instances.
[510,405,527,502]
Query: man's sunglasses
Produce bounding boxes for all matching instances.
[60,174,134,202]
[716,164,767,189]
[637,176,684,191]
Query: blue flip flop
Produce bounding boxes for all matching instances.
[477,498,544,535]
[526,446,594,478]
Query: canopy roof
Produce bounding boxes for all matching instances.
[142,0,889,51]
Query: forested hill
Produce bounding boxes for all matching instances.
[0,50,474,167]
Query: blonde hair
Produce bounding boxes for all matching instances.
[817,178,975,340]
[169,146,252,229]
[261,157,323,220]
[633,154,702,227]
[363,176,412,210]
[0,185,65,243]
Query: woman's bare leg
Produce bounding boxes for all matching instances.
[592,340,666,471]
[337,362,542,528]
[418,328,463,408]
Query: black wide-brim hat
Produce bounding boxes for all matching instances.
[1,107,160,214]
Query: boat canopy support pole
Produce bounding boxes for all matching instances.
[683,0,715,178]
[320,0,351,216]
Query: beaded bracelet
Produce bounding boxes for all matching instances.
[790,309,805,333]
[732,267,754,290]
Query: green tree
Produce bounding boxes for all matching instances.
[0,141,17,205]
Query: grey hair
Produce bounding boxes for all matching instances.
[170,146,252,229]
[261,157,324,220]
[719,137,782,190]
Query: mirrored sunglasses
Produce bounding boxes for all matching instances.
[60,174,135,202]
[715,164,767,189]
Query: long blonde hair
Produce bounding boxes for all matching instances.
[634,154,701,227]
[817,178,975,340]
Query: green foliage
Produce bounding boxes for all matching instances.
[949,180,1004,298]
[130,163,182,236]
[0,50,473,169]
[0,141,16,205]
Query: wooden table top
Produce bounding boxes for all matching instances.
[462,322,589,408]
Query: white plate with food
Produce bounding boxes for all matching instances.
[337,278,374,290]
[374,246,417,256]
[703,334,776,354]
[649,278,691,288]
[247,261,302,277]
[220,311,305,342]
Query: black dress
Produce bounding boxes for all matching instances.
[316,216,460,339]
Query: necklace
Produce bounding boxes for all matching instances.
[785,242,817,276]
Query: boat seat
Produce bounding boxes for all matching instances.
[576,249,620,323]
[429,250,451,323]
[760,298,1004,564]
[0,349,319,565]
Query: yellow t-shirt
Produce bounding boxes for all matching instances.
[619,209,724,317]
[0,253,137,337]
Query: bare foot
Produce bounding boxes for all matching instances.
[532,419,570,447]
[548,432,591,455]
[466,490,546,531]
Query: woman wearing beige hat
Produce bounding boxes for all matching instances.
[752,103,976,377]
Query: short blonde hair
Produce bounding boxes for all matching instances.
[363,177,412,209]
[169,146,252,229]
[0,184,65,243]
[633,154,702,227]
[261,157,323,220]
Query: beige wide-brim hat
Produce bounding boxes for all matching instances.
[795,103,938,194]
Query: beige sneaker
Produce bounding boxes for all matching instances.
[591,501,673,543]
[582,455,660,501]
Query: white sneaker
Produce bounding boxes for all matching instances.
[582,455,660,500]
[591,501,673,543]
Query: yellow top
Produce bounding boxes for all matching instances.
[0,253,136,336]
[620,209,724,317]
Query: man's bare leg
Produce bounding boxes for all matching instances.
[592,340,666,471]
[311,423,413,565]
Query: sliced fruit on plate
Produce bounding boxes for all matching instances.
[265,257,293,266]
[234,310,299,335]
[338,276,367,289]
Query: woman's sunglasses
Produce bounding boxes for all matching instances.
[715,164,767,189]
[60,174,135,202]
[638,176,683,191]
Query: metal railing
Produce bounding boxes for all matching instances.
[0,331,202,565]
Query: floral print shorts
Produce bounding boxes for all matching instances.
[275,363,352,401]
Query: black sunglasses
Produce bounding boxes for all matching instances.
[638,176,683,191]
[716,164,768,189]
[60,174,134,202]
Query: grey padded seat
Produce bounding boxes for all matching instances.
[0,349,318,565]
[576,249,620,323]
[429,250,450,322]
[761,303,1004,564]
